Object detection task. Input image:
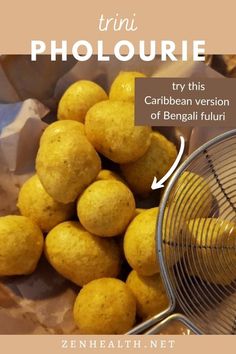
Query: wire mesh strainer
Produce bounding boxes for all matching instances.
[128,129,236,335]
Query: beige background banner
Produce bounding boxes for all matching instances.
[0,0,236,54]
[1,335,236,354]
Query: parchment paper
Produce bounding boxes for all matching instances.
[0,56,230,334]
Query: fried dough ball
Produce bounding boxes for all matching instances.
[77,180,135,237]
[17,175,75,232]
[126,270,168,319]
[85,100,151,163]
[57,80,107,122]
[109,71,146,102]
[0,215,43,276]
[40,120,85,146]
[185,218,236,285]
[36,124,101,203]
[121,132,177,195]
[73,278,136,334]
[45,221,121,286]
[124,208,159,276]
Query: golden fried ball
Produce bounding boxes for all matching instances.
[124,208,159,276]
[185,218,236,285]
[57,80,108,122]
[45,221,121,286]
[126,270,168,319]
[77,180,135,237]
[73,278,136,334]
[109,71,146,102]
[40,120,85,146]
[121,132,177,195]
[85,100,152,163]
[96,169,124,183]
[36,125,101,203]
[0,215,44,276]
[17,175,75,233]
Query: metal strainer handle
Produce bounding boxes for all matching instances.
[145,313,200,334]
[126,307,201,334]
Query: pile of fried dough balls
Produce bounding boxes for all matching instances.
[0,71,220,334]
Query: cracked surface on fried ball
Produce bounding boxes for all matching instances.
[77,180,135,237]
[126,270,168,320]
[124,207,159,276]
[85,100,151,163]
[73,278,136,334]
[36,125,101,203]
[109,71,146,102]
[57,80,108,122]
[121,131,177,195]
[17,174,75,233]
[45,221,121,286]
[0,215,44,276]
